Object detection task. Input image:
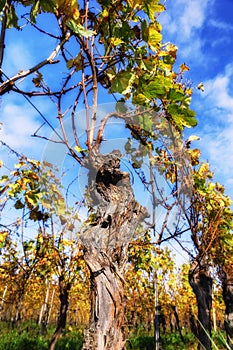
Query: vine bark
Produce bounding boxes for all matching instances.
[189,260,212,350]
[81,150,148,350]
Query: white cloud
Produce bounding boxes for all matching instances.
[162,0,212,39]
[0,98,53,162]
[197,125,233,198]
[1,103,40,148]
[3,41,33,76]
[160,0,214,63]
[210,35,231,48]
[209,19,233,31]
[204,64,233,112]
[194,64,233,196]
[179,0,208,40]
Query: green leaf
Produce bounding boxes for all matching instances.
[23,240,35,251]
[66,59,74,70]
[110,70,135,95]
[0,0,6,12]
[74,145,87,153]
[148,23,162,51]
[142,76,170,99]
[66,53,82,71]
[168,88,184,102]
[66,20,96,37]
[116,100,128,113]
[25,191,40,208]
[132,93,149,105]
[143,1,165,21]
[139,115,153,132]
[167,104,197,129]
[109,37,125,46]
[30,0,41,23]
[14,199,25,209]
[141,19,148,42]
[6,5,18,28]
[0,175,9,184]
[40,0,56,13]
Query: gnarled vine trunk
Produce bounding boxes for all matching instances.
[189,261,212,350]
[221,270,233,349]
[81,150,147,350]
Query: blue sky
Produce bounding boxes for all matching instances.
[1,0,232,198]
[1,0,233,251]
[160,0,233,198]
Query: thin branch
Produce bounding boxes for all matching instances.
[61,68,76,94]
[4,69,94,98]
[0,0,11,79]
[149,152,157,237]
[156,202,175,244]
[71,90,84,152]
[32,134,64,144]
[21,14,60,39]
[0,32,71,95]
[158,227,191,244]
[89,35,98,147]
[95,112,124,148]
[81,52,91,149]
[166,226,195,259]
[57,90,84,166]
[11,86,60,97]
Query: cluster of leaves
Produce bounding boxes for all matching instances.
[125,231,195,333]
[190,162,233,261]
[1,0,196,127]
[0,157,87,326]
[0,156,76,232]
[102,0,196,131]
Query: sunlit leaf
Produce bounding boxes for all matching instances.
[66,20,96,37]
[6,5,18,28]
[110,70,135,95]
[197,82,205,91]
[148,23,162,51]
[180,63,189,72]
[30,0,41,23]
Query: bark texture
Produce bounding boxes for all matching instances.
[81,150,148,350]
[49,276,71,350]
[221,271,233,349]
[189,261,212,350]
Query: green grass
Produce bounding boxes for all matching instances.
[0,322,230,350]
[126,332,197,350]
[0,323,83,350]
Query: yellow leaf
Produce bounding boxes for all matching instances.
[180,63,189,72]
[62,238,72,246]
[189,148,200,166]
[199,163,209,176]
[148,23,162,51]
[186,87,193,96]
[0,231,8,243]
[166,44,178,59]
[57,0,79,20]
[102,8,108,18]
[110,37,125,46]
[197,82,204,92]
